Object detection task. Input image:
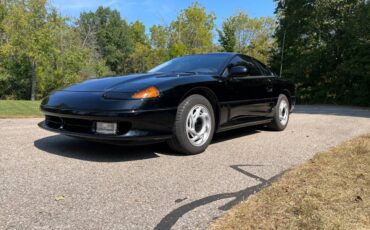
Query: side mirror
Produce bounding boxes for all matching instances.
[229,66,248,77]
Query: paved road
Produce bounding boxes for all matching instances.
[1,105,370,230]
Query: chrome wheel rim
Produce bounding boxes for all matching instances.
[279,100,289,126]
[186,105,211,146]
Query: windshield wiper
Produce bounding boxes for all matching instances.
[173,71,197,75]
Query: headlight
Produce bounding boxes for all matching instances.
[103,92,132,100]
[131,86,160,99]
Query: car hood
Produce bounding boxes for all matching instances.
[63,72,191,93]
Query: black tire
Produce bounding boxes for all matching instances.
[167,94,215,155]
[268,94,290,131]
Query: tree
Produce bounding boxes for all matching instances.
[169,41,187,58]
[0,2,6,46]
[1,0,56,100]
[0,1,279,100]
[170,2,216,54]
[78,7,133,74]
[218,11,276,63]
[150,25,170,49]
[0,0,110,100]
[245,17,276,63]
[76,11,97,50]
[130,20,147,45]
[128,43,153,73]
[218,18,236,52]
[272,0,370,106]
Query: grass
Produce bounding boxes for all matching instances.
[0,100,42,118]
[210,134,370,230]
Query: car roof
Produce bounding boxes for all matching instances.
[185,52,256,60]
[185,52,237,57]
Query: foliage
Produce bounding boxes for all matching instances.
[218,11,276,63]
[0,1,275,100]
[170,2,216,54]
[150,25,170,49]
[130,20,147,45]
[271,0,370,106]
[0,0,367,106]
[218,18,236,52]
[0,0,109,100]
[78,7,133,74]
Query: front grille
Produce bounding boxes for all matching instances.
[45,116,62,129]
[45,115,131,135]
[117,122,131,135]
[63,117,94,133]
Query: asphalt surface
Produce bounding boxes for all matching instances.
[1,105,370,230]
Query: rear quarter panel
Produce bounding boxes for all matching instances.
[271,77,296,109]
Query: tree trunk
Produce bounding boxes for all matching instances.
[31,60,37,101]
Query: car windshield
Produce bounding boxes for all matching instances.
[148,54,229,74]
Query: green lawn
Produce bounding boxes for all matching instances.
[0,100,42,118]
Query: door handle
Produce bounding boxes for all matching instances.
[230,77,242,82]
[266,78,273,92]
[266,85,273,93]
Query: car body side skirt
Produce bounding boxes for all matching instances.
[216,119,272,133]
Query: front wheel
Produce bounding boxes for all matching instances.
[167,94,215,155]
[268,94,290,131]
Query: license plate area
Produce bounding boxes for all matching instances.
[95,122,117,135]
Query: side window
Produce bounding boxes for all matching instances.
[228,56,262,76]
[253,59,273,76]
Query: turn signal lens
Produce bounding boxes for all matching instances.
[131,86,160,99]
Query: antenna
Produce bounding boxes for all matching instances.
[279,29,286,77]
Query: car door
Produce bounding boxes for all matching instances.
[225,55,273,125]
[251,58,275,118]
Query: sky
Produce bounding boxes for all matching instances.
[51,0,276,29]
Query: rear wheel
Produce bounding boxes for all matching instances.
[268,94,290,131]
[167,94,215,155]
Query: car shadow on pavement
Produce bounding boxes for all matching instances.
[212,127,260,144]
[34,135,162,162]
[34,127,264,162]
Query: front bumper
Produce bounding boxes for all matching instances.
[39,107,177,144]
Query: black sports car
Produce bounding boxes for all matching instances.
[39,53,295,154]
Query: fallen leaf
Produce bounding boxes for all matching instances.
[55,195,65,201]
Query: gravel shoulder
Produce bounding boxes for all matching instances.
[1,105,370,230]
